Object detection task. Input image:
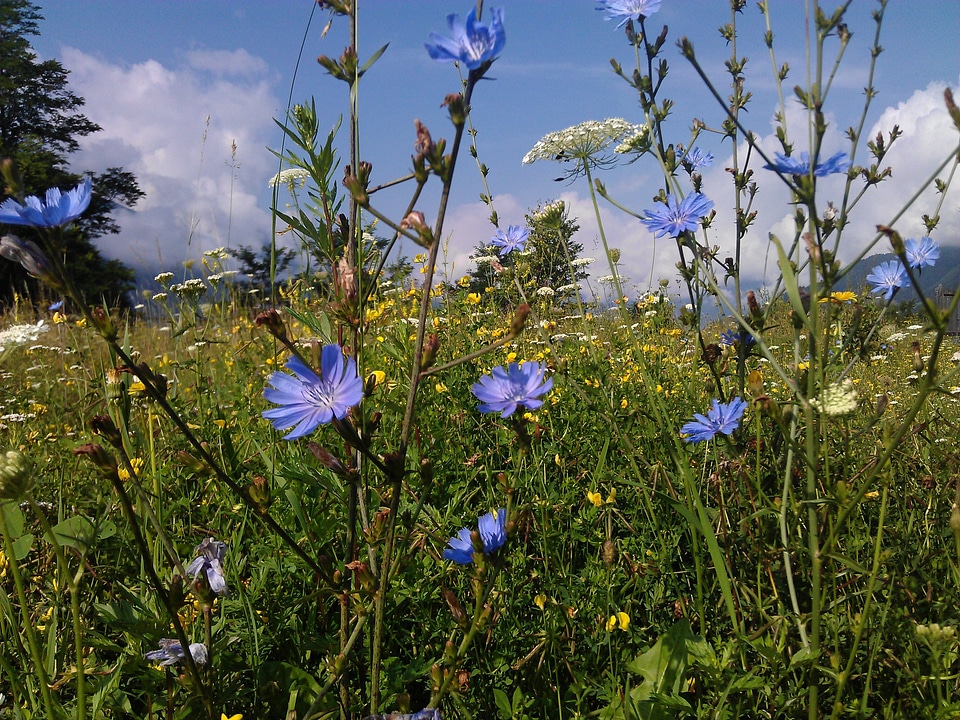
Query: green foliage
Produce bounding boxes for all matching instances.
[0,0,142,309]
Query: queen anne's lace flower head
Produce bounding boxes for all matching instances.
[811,379,858,416]
[523,119,642,175]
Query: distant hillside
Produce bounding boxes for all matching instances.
[842,245,960,302]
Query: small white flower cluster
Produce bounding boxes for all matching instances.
[170,278,207,298]
[597,275,617,284]
[556,283,580,293]
[207,270,238,286]
[614,125,651,154]
[472,255,498,265]
[269,168,310,188]
[522,118,642,165]
[155,272,175,286]
[203,247,230,260]
[536,286,555,297]
[0,322,48,352]
[571,258,595,268]
[811,379,858,416]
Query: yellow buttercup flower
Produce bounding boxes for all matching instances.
[221,714,243,720]
[534,594,547,610]
[587,491,603,508]
[466,292,482,305]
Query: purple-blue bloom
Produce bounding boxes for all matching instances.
[186,538,228,596]
[0,178,91,228]
[641,193,714,238]
[490,224,529,256]
[764,151,851,177]
[597,0,663,27]
[682,147,714,172]
[144,639,209,667]
[472,361,553,418]
[904,236,940,270]
[263,345,364,439]
[443,509,507,564]
[720,329,756,348]
[681,398,748,444]
[425,6,505,70]
[866,260,906,301]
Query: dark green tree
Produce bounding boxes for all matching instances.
[468,200,587,300]
[227,242,297,293]
[0,0,143,308]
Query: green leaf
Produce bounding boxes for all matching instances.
[771,233,809,329]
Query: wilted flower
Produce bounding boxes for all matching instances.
[0,178,91,227]
[444,508,507,564]
[866,260,906,301]
[472,362,553,417]
[763,151,851,177]
[144,639,209,667]
[0,235,55,282]
[186,538,228,596]
[263,346,364,439]
[425,6,505,70]
[490,225,529,256]
[597,0,662,27]
[641,193,714,238]
[904,236,940,270]
[681,398,748,444]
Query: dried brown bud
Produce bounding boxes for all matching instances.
[90,415,123,448]
[72,443,118,479]
[421,333,440,370]
[602,540,617,567]
[414,119,434,160]
[255,309,288,341]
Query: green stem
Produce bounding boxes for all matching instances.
[0,503,58,718]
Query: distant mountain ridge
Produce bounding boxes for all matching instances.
[841,245,960,301]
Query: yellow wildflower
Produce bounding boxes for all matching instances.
[534,594,547,610]
[587,491,603,508]
[606,612,630,631]
[466,293,482,305]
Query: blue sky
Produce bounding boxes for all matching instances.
[32,1,960,298]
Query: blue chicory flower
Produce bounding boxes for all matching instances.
[425,6,505,70]
[444,508,507,565]
[597,0,663,27]
[263,345,364,440]
[719,329,756,348]
[0,178,92,228]
[681,397,748,444]
[472,361,553,418]
[681,147,714,172]
[866,260,906,301]
[48,300,64,311]
[144,639,209,666]
[186,537,228,596]
[490,225,529,256]
[904,236,939,270]
[641,193,714,238]
[763,151,851,177]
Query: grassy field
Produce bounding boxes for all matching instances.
[2,280,960,719]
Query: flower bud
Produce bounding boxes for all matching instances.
[246,475,271,514]
[442,93,466,127]
[421,333,440,370]
[443,589,467,628]
[90,306,117,341]
[90,415,123,448]
[509,303,531,336]
[255,309,288,342]
[400,211,434,248]
[414,119,435,161]
[308,443,349,477]
[72,443,119,479]
[0,449,34,500]
[602,540,617,567]
[0,235,60,288]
